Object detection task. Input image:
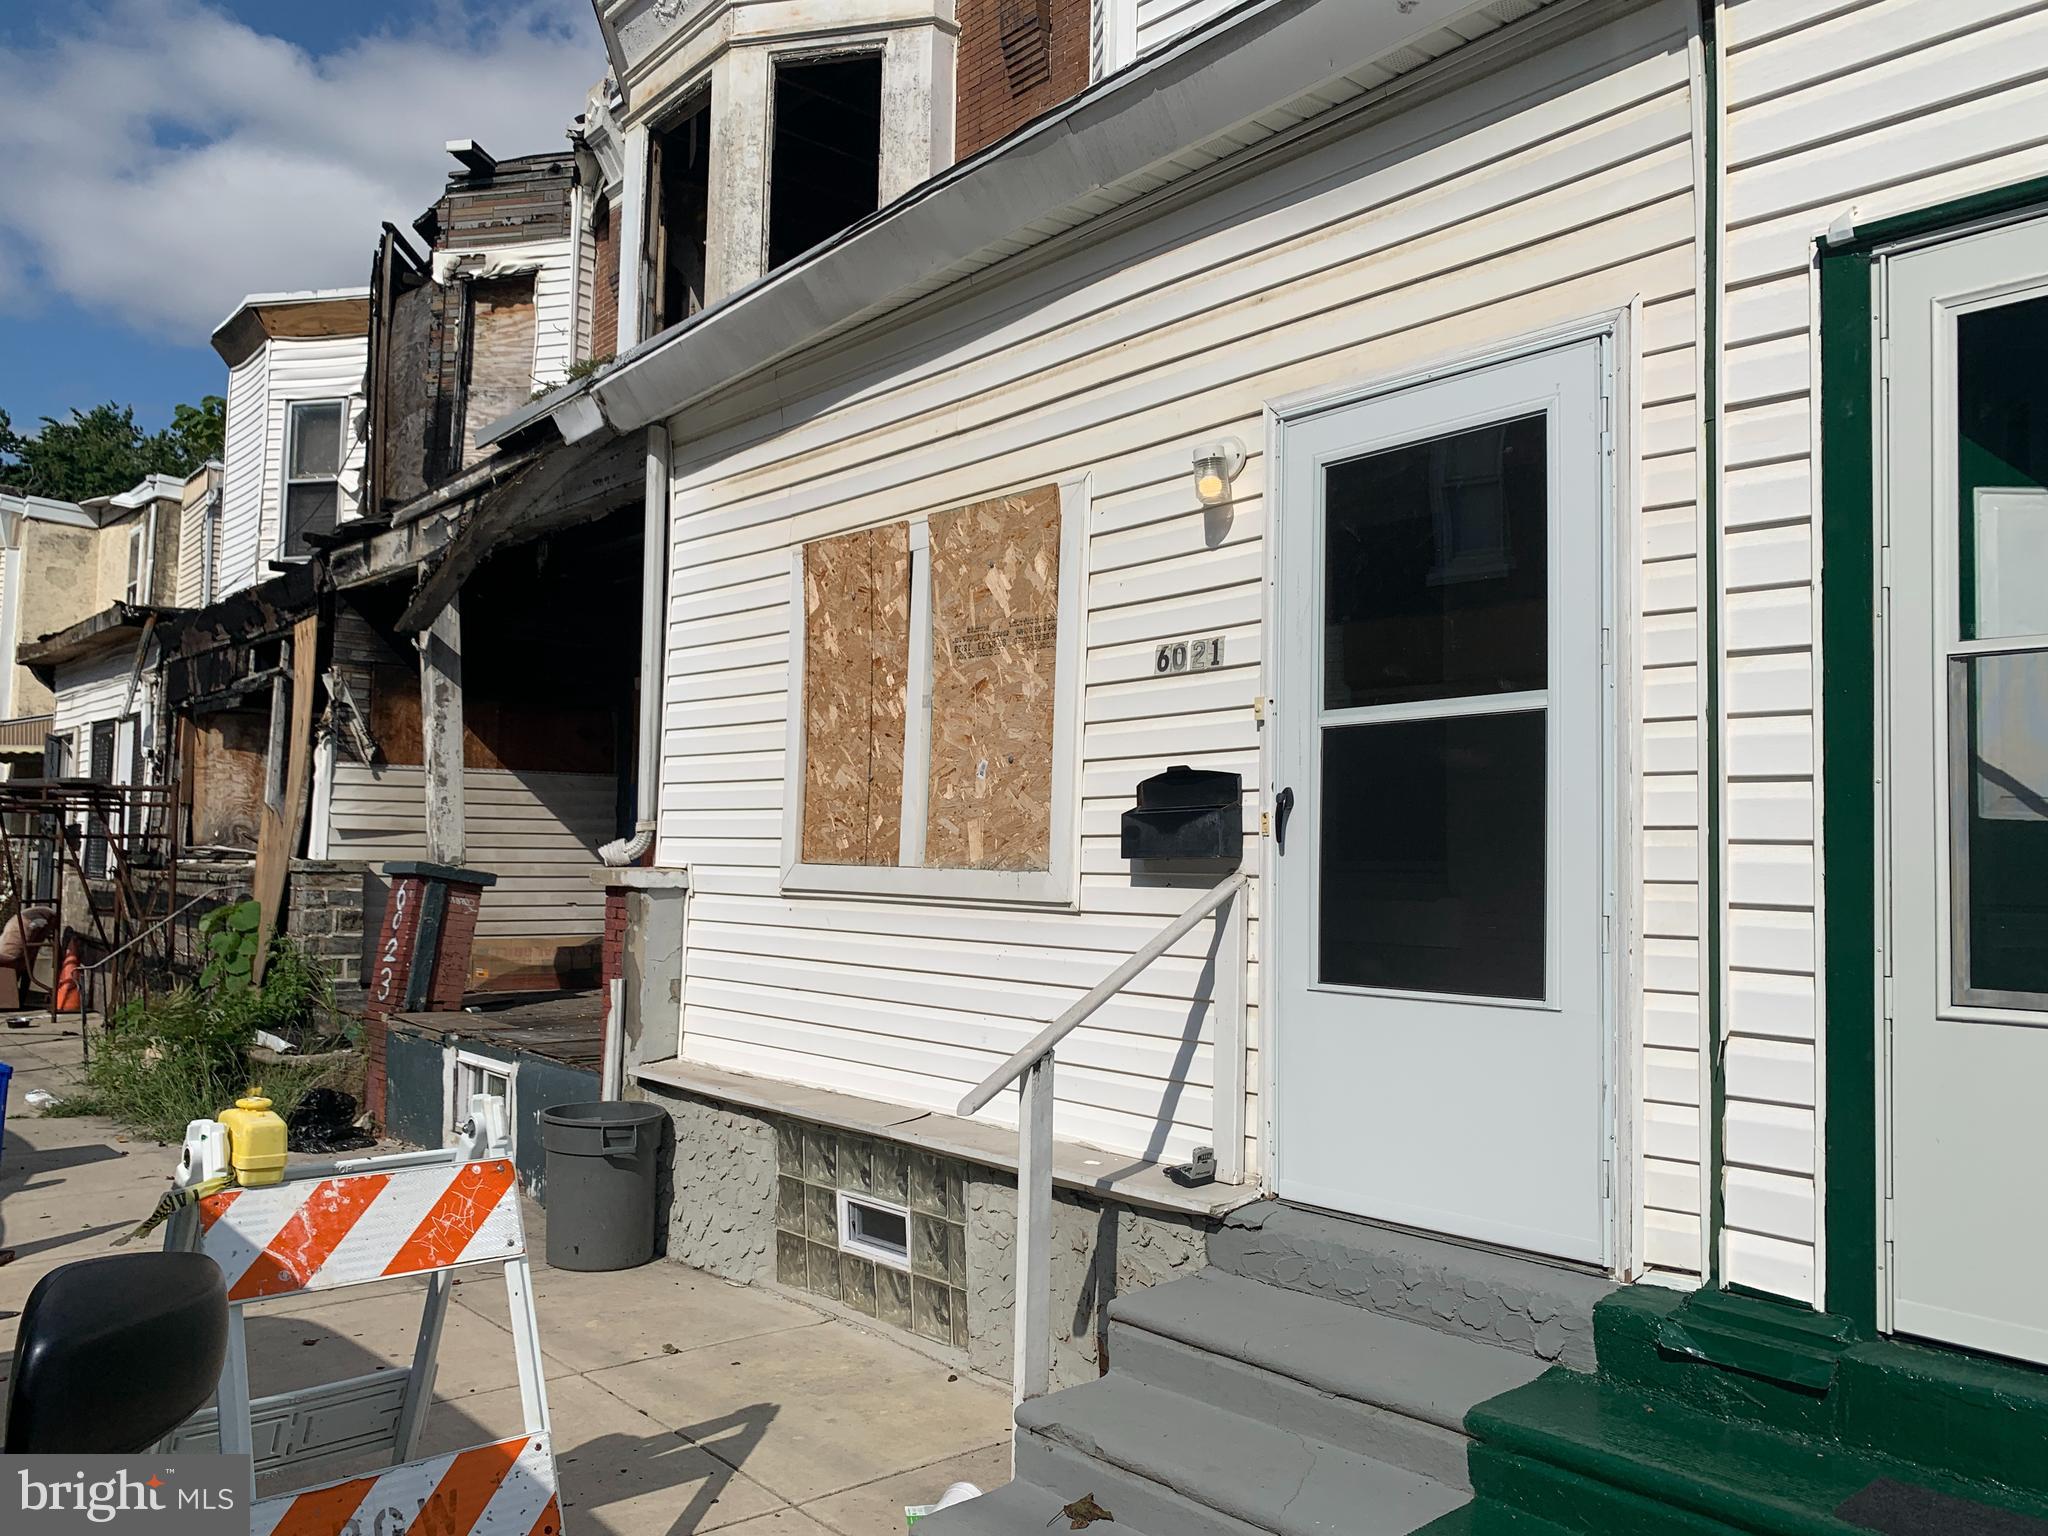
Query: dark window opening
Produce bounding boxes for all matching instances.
[768,55,883,271]
[651,96,711,332]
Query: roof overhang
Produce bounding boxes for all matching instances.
[489,0,1554,449]
[19,603,165,682]
[212,288,372,367]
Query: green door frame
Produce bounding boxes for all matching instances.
[1815,175,2048,1330]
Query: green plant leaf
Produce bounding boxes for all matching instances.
[227,902,260,933]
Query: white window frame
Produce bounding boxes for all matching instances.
[837,1190,911,1270]
[446,1049,515,1145]
[279,397,348,561]
[124,518,149,605]
[779,476,1088,907]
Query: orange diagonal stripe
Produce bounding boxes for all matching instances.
[198,1188,239,1233]
[525,1494,562,1536]
[407,1437,526,1536]
[383,1160,517,1277]
[229,1174,391,1301]
[264,1474,378,1536]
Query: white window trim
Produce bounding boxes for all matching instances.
[836,1190,911,1270]
[779,475,1088,907]
[446,1049,515,1146]
[279,397,348,561]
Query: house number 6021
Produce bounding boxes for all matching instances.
[1155,636,1225,675]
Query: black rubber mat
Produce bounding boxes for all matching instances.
[1837,1478,2048,1535]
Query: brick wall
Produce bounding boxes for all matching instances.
[287,859,368,1013]
[600,884,628,1025]
[590,196,620,361]
[954,0,1091,160]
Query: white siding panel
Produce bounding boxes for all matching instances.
[653,3,1706,1259]
[53,653,134,739]
[217,349,269,599]
[1718,0,2048,1301]
[532,246,578,387]
[326,764,610,937]
[260,335,369,566]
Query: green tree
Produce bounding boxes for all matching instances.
[167,395,226,467]
[0,396,226,502]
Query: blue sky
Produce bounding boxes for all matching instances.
[0,0,606,435]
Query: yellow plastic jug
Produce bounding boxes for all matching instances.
[218,1092,289,1187]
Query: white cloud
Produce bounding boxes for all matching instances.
[0,0,606,341]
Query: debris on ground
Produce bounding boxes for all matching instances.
[286,1087,376,1153]
[1052,1494,1113,1529]
[23,1088,58,1108]
[906,1482,983,1527]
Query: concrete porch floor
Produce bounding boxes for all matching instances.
[0,1015,1013,1535]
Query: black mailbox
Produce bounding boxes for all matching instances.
[1121,766,1243,862]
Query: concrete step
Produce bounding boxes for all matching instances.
[1207,1203,1614,1371]
[1106,1270,1550,1488]
[1016,1372,1471,1536]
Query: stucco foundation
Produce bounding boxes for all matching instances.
[637,1080,1213,1384]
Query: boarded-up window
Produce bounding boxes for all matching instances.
[924,488,1062,870]
[794,485,1066,882]
[460,275,537,466]
[801,524,912,864]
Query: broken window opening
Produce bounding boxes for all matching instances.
[650,95,711,333]
[282,398,347,559]
[767,54,883,272]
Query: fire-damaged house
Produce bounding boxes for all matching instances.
[141,144,649,1188]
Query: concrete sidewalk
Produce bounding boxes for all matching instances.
[0,1015,1012,1535]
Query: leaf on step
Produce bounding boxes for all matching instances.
[1049,1494,1113,1530]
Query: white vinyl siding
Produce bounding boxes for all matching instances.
[261,336,368,565]
[532,245,577,388]
[325,764,611,939]
[52,652,136,743]
[217,348,269,600]
[1715,0,2048,1305]
[1134,0,1240,57]
[217,335,367,596]
[655,0,1706,1251]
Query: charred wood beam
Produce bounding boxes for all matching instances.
[392,433,646,633]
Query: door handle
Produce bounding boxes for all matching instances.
[1273,787,1295,853]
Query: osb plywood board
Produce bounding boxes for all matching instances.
[802,523,911,865]
[925,486,1061,871]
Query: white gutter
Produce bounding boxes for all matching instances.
[599,423,670,867]
[480,0,1507,449]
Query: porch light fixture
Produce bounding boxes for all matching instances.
[1193,439,1246,506]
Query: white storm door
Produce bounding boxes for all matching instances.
[1271,339,1611,1264]
[1885,215,2048,1363]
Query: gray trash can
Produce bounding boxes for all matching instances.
[539,1101,666,1271]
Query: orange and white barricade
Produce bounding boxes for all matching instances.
[163,1100,562,1536]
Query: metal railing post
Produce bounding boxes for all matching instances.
[1013,1056,1055,1410]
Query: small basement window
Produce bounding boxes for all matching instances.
[450,1052,512,1141]
[838,1192,910,1269]
[767,54,883,270]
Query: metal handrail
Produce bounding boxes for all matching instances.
[963,868,1249,1419]
[956,870,1248,1118]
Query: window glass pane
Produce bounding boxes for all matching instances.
[1955,651,2048,1001]
[1318,710,1546,999]
[289,401,344,479]
[284,482,339,554]
[1324,413,1548,710]
[1958,294,2048,641]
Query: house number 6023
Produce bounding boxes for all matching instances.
[1155,635,1225,675]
